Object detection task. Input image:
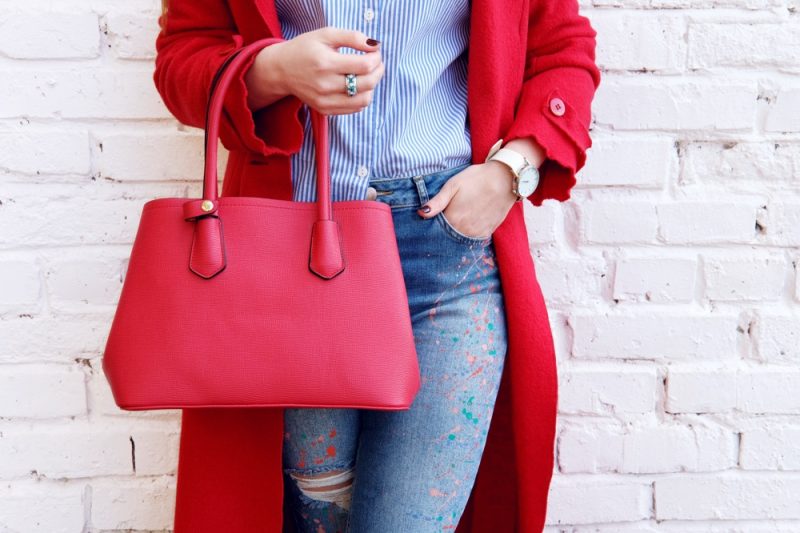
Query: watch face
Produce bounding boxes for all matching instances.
[517,165,540,196]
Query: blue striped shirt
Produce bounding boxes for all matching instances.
[274,0,473,202]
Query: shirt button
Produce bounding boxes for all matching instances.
[364,8,375,21]
[357,165,369,177]
[549,97,565,116]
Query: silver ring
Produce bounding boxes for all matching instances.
[345,73,358,97]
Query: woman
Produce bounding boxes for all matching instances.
[154,0,600,531]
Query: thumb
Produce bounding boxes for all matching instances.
[321,27,380,53]
[418,184,456,219]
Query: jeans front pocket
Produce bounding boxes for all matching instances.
[434,210,493,245]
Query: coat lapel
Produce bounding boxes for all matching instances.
[253,0,283,38]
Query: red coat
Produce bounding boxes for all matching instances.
[154,0,600,530]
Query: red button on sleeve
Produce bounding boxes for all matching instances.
[549,97,565,116]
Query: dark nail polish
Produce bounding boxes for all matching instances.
[366,38,380,46]
[419,205,431,213]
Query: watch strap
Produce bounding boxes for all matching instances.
[488,147,530,176]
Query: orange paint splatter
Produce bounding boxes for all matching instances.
[326,445,336,458]
[429,487,447,497]
[468,366,484,379]
[329,429,337,438]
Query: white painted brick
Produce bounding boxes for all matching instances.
[681,141,799,186]
[0,363,86,418]
[45,253,127,311]
[738,367,800,414]
[91,476,176,531]
[666,366,737,413]
[0,480,85,533]
[0,314,110,363]
[0,424,131,478]
[765,88,800,133]
[0,419,178,478]
[95,130,204,181]
[759,202,800,246]
[129,427,181,475]
[91,359,128,416]
[689,23,800,69]
[90,359,182,422]
[655,473,800,520]
[559,426,624,473]
[703,253,786,301]
[741,426,800,470]
[534,256,608,306]
[522,199,558,243]
[571,311,740,360]
[594,11,687,71]
[0,11,100,59]
[582,202,658,243]
[605,0,784,7]
[560,422,737,474]
[755,311,800,363]
[657,202,759,243]
[595,79,757,131]
[579,136,675,188]
[0,127,91,175]
[621,422,737,473]
[613,257,697,302]
[668,365,800,412]
[795,256,800,302]
[105,12,160,59]
[0,184,147,247]
[549,522,800,533]
[593,0,782,7]
[0,68,168,119]
[559,365,658,414]
[0,257,41,311]
[548,476,651,524]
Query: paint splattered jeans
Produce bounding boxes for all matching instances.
[282,162,509,532]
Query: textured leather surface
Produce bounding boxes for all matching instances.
[102,37,420,411]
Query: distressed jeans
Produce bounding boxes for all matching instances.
[282,162,509,532]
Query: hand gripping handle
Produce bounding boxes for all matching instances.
[185,37,343,279]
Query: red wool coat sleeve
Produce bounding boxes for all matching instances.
[507,0,602,207]
[154,0,305,158]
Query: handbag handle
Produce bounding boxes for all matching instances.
[202,38,332,219]
[183,37,344,280]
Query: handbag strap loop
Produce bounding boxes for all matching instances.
[202,37,332,221]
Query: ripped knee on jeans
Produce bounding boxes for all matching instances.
[286,465,356,511]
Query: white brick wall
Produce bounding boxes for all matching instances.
[531,0,800,529]
[0,0,797,531]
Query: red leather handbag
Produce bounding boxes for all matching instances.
[102,37,421,411]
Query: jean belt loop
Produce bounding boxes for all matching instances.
[411,175,428,206]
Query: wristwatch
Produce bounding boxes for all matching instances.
[484,139,540,201]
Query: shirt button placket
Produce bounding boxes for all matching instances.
[360,5,377,193]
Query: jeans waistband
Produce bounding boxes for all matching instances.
[367,162,472,209]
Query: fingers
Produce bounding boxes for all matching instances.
[317,54,385,115]
[318,27,380,54]
[316,26,382,76]
[304,26,384,115]
[418,179,458,219]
